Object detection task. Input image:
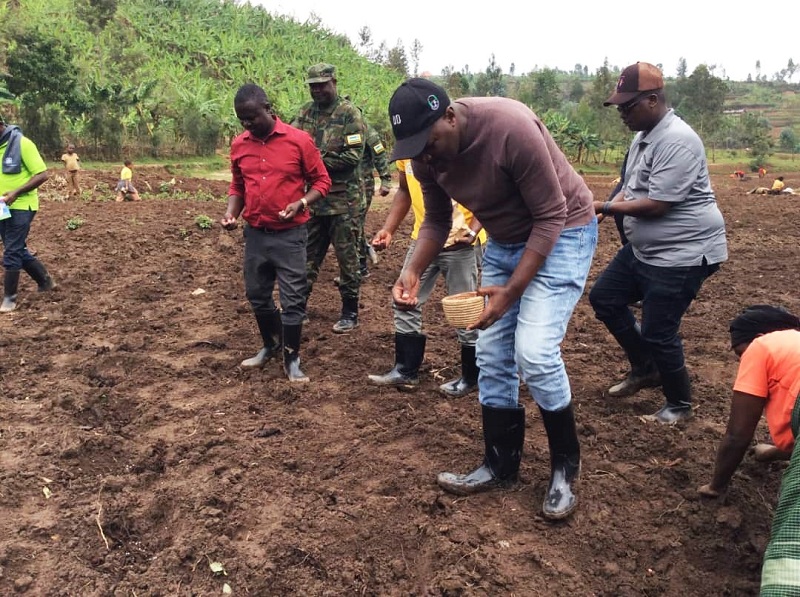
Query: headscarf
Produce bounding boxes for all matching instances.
[0,124,24,174]
[729,305,800,348]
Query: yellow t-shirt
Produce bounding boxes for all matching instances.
[61,153,80,171]
[397,159,487,246]
[120,166,132,181]
[771,179,785,192]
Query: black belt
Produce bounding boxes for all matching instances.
[248,223,287,234]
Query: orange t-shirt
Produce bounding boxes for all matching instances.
[733,329,800,452]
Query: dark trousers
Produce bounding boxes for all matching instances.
[306,213,360,302]
[589,243,719,373]
[243,224,308,326]
[0,208,37,270]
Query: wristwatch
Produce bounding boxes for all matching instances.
[467,229,477,239]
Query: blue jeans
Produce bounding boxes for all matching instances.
[477,220,597,411]
[0,208,37,271]
[588,243,719,374]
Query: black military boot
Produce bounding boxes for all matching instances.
[367,333,426,390]
[606,325,661,397]
[333,295,359,333]
[22,258,56,291]
[540,403,581,520]
[437,404,525,495]
[646,366,692,423]
[439,344,479,397]
[0,270,20,313]
[241,309,282,368]
[283,323,309,383]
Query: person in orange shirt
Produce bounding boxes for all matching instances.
[698,305,800,593]
[699,304,800,498]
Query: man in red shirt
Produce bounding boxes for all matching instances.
[222,84,331,382]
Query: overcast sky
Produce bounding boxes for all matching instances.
[253,0,796,82]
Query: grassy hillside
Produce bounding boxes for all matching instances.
[726,82,800,140]
[0,0,404,158]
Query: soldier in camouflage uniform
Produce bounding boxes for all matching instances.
[358,123,392,277]
[292,63,366,333]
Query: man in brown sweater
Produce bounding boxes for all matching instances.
[388,78,597,520]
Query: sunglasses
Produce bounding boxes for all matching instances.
[617,92,654,114]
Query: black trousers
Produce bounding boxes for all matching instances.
[243,223,307,325]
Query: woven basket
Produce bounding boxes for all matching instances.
[441,291,484,328]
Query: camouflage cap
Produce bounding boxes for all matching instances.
[306,63,336,84]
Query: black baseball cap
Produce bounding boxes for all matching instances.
[388,78,449,161]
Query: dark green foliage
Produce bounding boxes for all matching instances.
[5,31,79,105]
[76,0,118,31]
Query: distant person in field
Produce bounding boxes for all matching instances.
[221,83,331,382]
[60,143,81,199]
[291,63,366,334]
[387,78,597,520]
[696,305,800,594]
[367,157,485,397]
[758,166,767,178]
[115,160,141,202]
[589,61,728,423]
[770,176,785,194]
[0,116,56,313]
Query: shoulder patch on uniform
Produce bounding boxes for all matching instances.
[346,133,363,146]
[372,142,385,154]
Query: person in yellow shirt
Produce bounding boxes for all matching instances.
[368,158,486,397]
[60,143,80,199]
[770,176,785,194]
[115,160,141,202]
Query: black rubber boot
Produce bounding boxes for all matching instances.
[241,310,282,368]
[439,344,479,397]
[647,366,692,423]
[333,295,359,333]
[283,323,309,383]
[0,270,20,313]
[368,333,426,389]
[437,404,525,495]
[22,259,55,291]
[540,403,581,520]
[607,325,660,397]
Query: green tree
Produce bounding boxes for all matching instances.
[5,30,80,155]
[385,40,408,76]
[473,54,505,97]
[673,65,728,138]
[522,68,561,112]
[738,112,773,168]
[409,39,422,77]
[676,57,688,79]
[779,128,797,158]
[440,66,469,98]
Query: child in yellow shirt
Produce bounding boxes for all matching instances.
[115,160,141,202]
[60,143,80,199]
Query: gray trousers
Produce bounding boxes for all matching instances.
[395,240,479,345]
[243,223,308,326]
